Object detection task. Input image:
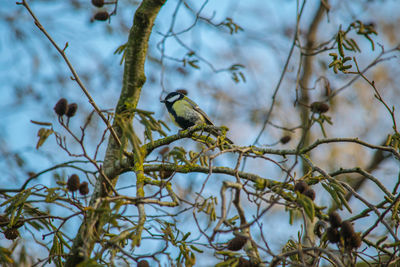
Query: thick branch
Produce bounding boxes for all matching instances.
[65,0,166,265]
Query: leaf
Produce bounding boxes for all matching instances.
[322,183,342,209]
[215,258,239,267]
[30,120,52,126]
[297,193,315,220]
[188,60,200,69]
[190,245,203,253]
[36,128,53,149]
[337,190,352,213]
[182,232,191,241]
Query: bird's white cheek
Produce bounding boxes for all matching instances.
[167,94,181,102]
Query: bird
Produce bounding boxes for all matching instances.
[160,92,232,144]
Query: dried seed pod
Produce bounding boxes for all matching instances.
[310,102,329,113]
[91,0,104,7]
[4,228,19,240]
[66,103,78,117]
[328,211,342,228]
[348,232,362,250]
[176,89,188,95]
[280,135,291,144]
[67,174,80,192]
[340,220,355,239]
[326,227,340,243]
[303,188,316,201]
[79,182,89,195]
[94,11,109,21]
[54,98,68,116]
[137,260,150,267]
[227,235,247,251]
[294,180,309,194]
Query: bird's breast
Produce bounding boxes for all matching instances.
[171,101,205,129]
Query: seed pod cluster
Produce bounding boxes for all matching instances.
[310,101,329,113]
[328,211,342,228]
[341,220,362,249]
[280,135,291,144]
[53,98,78,118]
[326,212,362,250]
[91,0,104,7]
[67,174,80,192]
[326,227,340,243]
[303,188,316,200]
[137,260,150,267]
[91,0,110,22]
[94,11,109,21]
[4,228,19,240]
[294,181,316,201]
[66,103,78,117]
[66,174,89,196]
[54,98,68,116]
[227,235,247,251]
[79,182,89,196]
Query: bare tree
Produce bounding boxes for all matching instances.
[1,0,400,266]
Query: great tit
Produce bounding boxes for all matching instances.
[160,92,232,143]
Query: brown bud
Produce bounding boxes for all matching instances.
[310,102,329,113]
[176,89,188,95]
[294,180,308,194]
[303,188,316,201]
[176,67,188,76]
[328,211,342,228]
[54,98,68,116]
[67,174,80,192]
[280,135,291,144]
[94,11,109,21]
[326,227,340,243]
[66,103,78,117]
[79,182,89,195]
[159,147,170,156]
[340,220,355,239]
[4,228,19,240]
[227,235,247,251]
[137,260,150,267]
[91,0,104,8]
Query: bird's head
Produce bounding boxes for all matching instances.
[160,92,184,104]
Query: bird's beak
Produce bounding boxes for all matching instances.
[160,100,165,103]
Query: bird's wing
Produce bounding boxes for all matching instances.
[184,96,215,125]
